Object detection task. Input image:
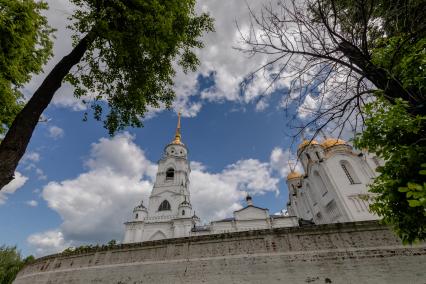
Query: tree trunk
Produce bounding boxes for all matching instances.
[0,32,95,190]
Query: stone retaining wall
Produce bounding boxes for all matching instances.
[14,221,426,284]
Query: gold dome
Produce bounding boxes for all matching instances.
[287,171,302,180]
[298,139,319,150]
[321,138,347,148]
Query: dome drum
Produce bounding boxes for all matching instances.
[287,171,303,181]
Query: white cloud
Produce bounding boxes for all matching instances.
[22,0,85,110]
[27,134,156,254]
[23,151,40,163]
[29,133,283,255]
[297,94,320,119]
[270,147,302,179]
[22,0,294,119]
[0,172,28,204]
[21,151,48,180]
[48,125,65,139]
[41,133,154,244]
[36,168,48,180]
[26,200,39,207]
[27,230,70,256]
[191,159,279,222]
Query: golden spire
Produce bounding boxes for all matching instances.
[172,111,183,145]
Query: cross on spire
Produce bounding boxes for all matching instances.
[172,111,183,145]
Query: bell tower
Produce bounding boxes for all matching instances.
[146,112,193,220]
[124,112,199,243]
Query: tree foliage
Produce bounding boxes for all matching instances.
[0,0,54,134]
[355,98,426,243]
[0,246,34,284]
[66,0,214,134]
[0,0,213,189]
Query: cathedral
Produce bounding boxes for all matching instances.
[123,115,380,243]
[286,138,380,224]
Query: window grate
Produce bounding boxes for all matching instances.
[341,164,355,184]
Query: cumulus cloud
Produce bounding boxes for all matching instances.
[21,151,48,180]
[27,230,70,256]
[28,133,283,255]
[23,151,40,163]
[40,133,154,245]
[22,0,294,119]
[0,172,28,204]
[270,147,302,179]
[36,168,48,180]
[191,159,279,222]
[48,125,65,139]
[26,200,39,207]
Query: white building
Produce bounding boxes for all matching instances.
[123,113,199,243]
[123,115,380,244]
[123,115,298,243]
[286,138,380,224]
[190,195,298,236]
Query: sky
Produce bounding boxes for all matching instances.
[0,0,328,257]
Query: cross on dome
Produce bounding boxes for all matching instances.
[171,111,184,145]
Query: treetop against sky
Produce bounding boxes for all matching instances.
[1,0,308,257]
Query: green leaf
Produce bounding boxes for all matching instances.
[408,200,421,207]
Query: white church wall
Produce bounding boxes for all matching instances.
[235,219,270,231]
[286,140,381,226]
[143,222,173,241]
[234,206,269,220]
[271,216,298,228]
[211,221,234,233]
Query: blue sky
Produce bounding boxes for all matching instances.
[1,85,299,257]
[0,0,324,257]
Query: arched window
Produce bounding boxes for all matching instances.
[166,168,174,180]
[340,161,360,184]
[135,213,138,219]
[182,210,185,216]
[158,200,171,211]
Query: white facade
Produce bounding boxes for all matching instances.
[123,116,297,244]
[190,196,298,236]
[123,116,380,244]
[123,114,200,243]
[286,138,381,224]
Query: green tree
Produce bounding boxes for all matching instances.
[0,0,214,189]
[355,99,426,243]
[0,0,54,135]
[0,246,34,284]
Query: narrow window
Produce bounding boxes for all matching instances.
[135,213,138,219]
[182,210,185,216]
[315,152,321,160]
[291,184,297,196]
[341,163,355,184]
[166,168,174,180]
[158,200,171,211]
